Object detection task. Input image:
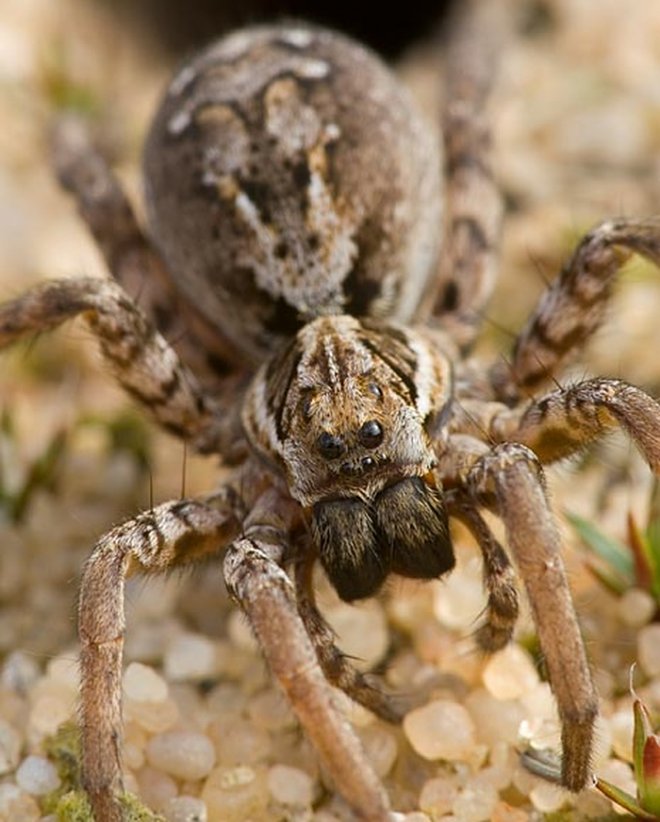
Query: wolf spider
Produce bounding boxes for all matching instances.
[2,4,660,821]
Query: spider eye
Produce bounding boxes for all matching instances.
[316,432,345,460]
[358,419,383,448]
[367,382,383,399]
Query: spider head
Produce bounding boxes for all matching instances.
[243,314,455,601]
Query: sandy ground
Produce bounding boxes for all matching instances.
[1,1,660,819]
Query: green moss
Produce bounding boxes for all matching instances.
[52,791,94,822]
[50,790,165,822]
[42,724,164,820]
[44,721,83,791]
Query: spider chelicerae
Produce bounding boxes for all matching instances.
[2,3,660,820]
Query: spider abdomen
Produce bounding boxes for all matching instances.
[144,23,442,364]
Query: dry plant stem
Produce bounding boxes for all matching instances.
[491,218,660,397]
[224,492,391,822]
[294,557,408,722]
[427,0,506,347]
[468,443,598,791]
[79,493,242,821]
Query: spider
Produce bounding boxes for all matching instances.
[2,4,660,821]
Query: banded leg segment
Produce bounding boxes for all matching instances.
[446,491,519,651]
[491,218,660,399]
[424,0,507,348]
[0,277,238,455]
[458,378,660,471]
[294,557,407,723]
[52,117,241,382]
[468,443,598,791]
[224,492,391,822]
[79,491,242,822]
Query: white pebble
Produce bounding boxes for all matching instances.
[419,775,458,816]
[358,724,398,777]
[146,729,216,781]
[529,781,570,813]
[123,662,168,703]
[482,645,539,700]
[164,633,219,682]
[1,651,40,692]
[28,692,73,737]
[15,754,61,795]
[609,707,634,761]
[0,784,40,820]
[432,557,485,631]
[637,623,660,677]
[136,765,178,811]
[125,696,179,734]
[403,700,476,761]
[247,689,295,732]
[324,599,389,670]
[163,795,208,821]
[617,588,656,628]
[201,765,269,822]
[267,763,315,806]
[0,718,22,774]
[464,688,525,746]
[452,782,499,822]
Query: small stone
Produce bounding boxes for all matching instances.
[482,645,539,700]
[163,795,208,821]
[464,688,525,747]
[0,717,22,774]
[637,623,660,677]
[205,683,247,721]
[0,786,40,821]
[146,730,216,781]
[164,633,219,682]
[617,587,656,628]
[529,781,570,813]
[357,724,398,777]
[324,599,389,670]
[403,700,476,761]
[247,689,295,732]
[208,718,271,766]
[28,691,73,738]
[15,754,61,795]
[123,662,168,703]
[418,775,458,816]
[136,765,178,811]
[125,696,179,734]
[452,782,499,822]
[267,763,315,806]
[432,557,485,631]
[201,765,269,822]
[0,651,40,693]
[610,707,634,761]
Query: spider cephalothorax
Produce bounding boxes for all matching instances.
[3,5,660,821]
[243,314,455,600]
